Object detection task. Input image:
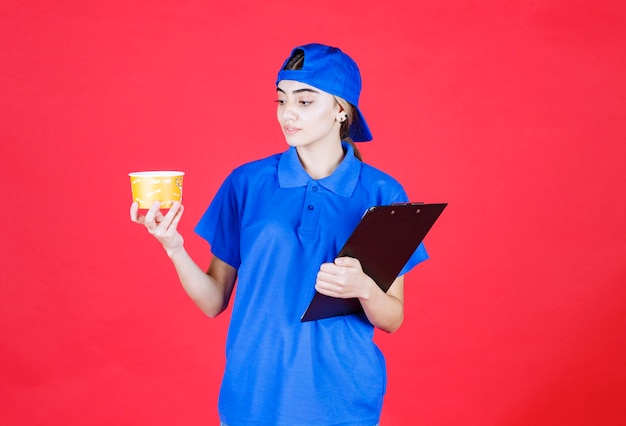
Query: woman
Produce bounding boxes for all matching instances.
[131,43,428,426]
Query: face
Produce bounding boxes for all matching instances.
[276,80,343,149]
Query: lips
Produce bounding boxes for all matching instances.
[283,125,300,135]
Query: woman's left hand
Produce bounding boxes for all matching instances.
[315,257,376,300]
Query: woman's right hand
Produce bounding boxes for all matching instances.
[130,201,185,256]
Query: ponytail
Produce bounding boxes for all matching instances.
[335,97,363,161]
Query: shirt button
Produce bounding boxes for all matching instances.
[312,186,319,192]
[308,205,314,211]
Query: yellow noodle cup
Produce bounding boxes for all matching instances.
[129,171,184,211]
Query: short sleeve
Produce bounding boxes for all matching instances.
[194,174,241,269]
[399,242,429,276]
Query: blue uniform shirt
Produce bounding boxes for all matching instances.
[195,143,428,426]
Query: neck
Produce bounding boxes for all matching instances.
[296,141,345,180]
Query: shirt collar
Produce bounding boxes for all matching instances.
[278,142,361,197]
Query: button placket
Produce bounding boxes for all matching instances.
[299,182,323,236]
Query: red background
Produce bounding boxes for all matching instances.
[2,1,625,425]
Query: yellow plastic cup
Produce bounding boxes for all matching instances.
[129,171,184,212]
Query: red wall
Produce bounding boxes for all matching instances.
[2,1,625,425]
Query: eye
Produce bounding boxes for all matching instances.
[299,100,313,106]
[274,99,285,105]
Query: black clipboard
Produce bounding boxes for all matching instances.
[300,202,447,322]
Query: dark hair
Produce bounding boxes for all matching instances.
[281,49,363,161]
[283,49,305,70]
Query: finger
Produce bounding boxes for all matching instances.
[319,262,341,274]
[315,281,334,294]
[335,256,359,268]
[154,202,181,231]
[144,201,161,228]
[154,209,165,222]
[130,202,139,222]
[169,203,184,228]
[317,265,343,281]
[164,202,182,220]
[315,281,345,298]
[316,271,333,284]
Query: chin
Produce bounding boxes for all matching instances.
[283,135,307,147]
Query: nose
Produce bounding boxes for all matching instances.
[279,100,297,122]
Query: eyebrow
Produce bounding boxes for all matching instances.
[276,87,321,95]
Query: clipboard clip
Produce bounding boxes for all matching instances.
[389,202,426,214]
[391,202,425,206]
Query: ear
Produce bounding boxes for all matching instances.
[335,105,347,123]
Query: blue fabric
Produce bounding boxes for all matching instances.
[221,423,379,426]
[195,143,428,426]
[221,423,380,426]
